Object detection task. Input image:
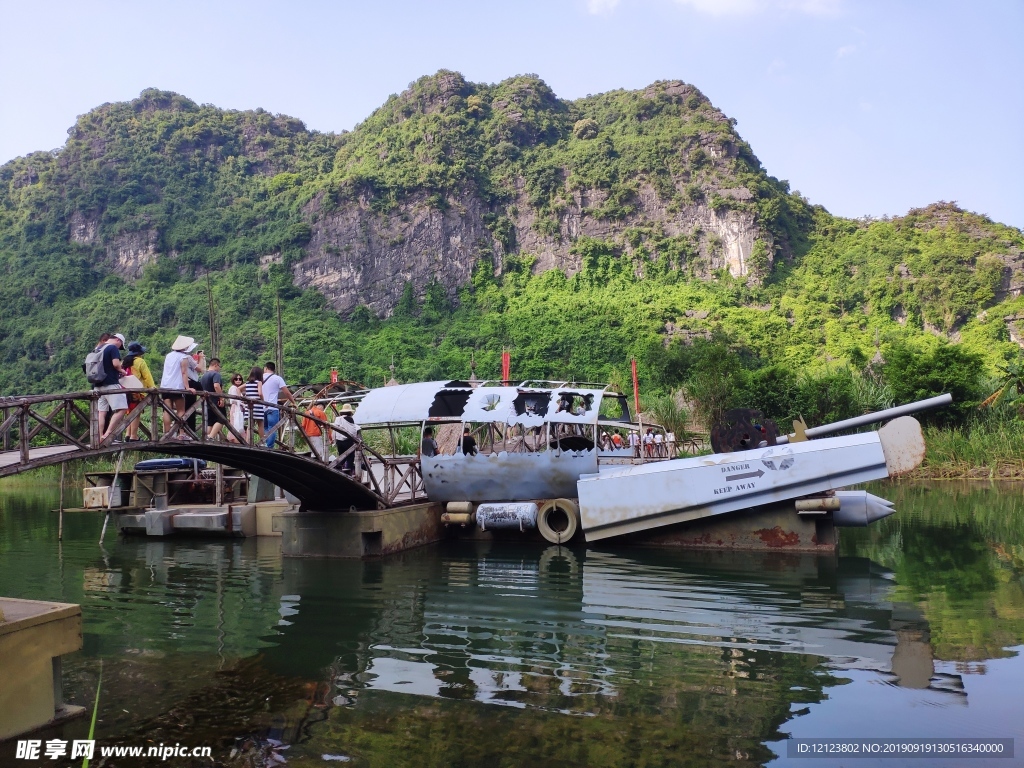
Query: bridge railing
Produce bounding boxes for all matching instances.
[0,389,426,505]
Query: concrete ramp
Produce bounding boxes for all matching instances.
[578,422,922,542]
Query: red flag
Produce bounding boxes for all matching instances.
[501,349,511,384]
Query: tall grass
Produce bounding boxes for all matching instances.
[918,413,1024,478]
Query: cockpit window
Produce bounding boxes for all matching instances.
[513,392,549,418]
[554,392,594,416]
[428,389,472,418]
[599,394,631,422]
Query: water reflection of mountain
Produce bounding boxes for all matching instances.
[265,544,964,712]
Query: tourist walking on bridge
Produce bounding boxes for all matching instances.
[200,358,227,440]
[160,336,202,438]
[124,341,154,442]
[302,401,327,459]
[334,403,360,475]
[227,373,246,442]
[244,367,266,445]
[86,332,127,445]
[262,362,294,449]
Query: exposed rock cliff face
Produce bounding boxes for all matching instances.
[297,184,761,316]
[70,213,159,279]
[68,211,98,245]
[296,192,491,316]
[105,229,159,279]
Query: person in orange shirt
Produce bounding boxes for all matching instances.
[302,403,328,459]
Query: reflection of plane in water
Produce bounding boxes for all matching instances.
[264,546,964,712]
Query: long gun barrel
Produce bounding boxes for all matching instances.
[775,393,953,444]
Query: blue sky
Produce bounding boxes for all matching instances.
[1,0,1021,228]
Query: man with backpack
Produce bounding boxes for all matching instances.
[85,332,128,445]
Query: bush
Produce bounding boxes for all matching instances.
[572,118,599,140]
[880,340,985,424]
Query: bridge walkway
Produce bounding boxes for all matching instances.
[0,389,426,512]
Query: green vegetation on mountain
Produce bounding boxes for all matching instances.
[1,71,1023,445]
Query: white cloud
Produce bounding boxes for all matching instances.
[779,0,841,16]
[836,44,857,58]
[669,0,842,16]
[587,0,621,14]
[672,0,758,15]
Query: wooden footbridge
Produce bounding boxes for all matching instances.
[0,388,427,511]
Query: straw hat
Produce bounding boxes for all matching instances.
[171,335,196,352]
[340,403,354,414]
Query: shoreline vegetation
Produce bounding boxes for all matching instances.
[913,421,1024,479]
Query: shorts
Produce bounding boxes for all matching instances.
[94,384,128,412]
[205,401,227,426]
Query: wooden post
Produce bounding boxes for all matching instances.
[18,402,29,465]
[215,461,223,506]
[150,392,159,441]
[199,391,206,442]
[90,397,100,449]
[58,463,65,542]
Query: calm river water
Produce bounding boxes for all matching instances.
[1,481,1023,767]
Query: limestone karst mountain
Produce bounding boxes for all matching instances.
[0,71,1022,396]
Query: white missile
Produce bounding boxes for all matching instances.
[832,491,896,527]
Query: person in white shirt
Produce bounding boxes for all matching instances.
[654,431,665,457]
[666,430,677,458]
[628,430,640,458]
[160,335,203,437]
[332,403,361,475]
[262,361,295,449]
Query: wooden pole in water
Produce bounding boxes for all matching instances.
[58,462,65,541]
[100,450,126,544]
[99,510,109,545]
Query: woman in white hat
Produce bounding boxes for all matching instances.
[159,335,203,437]
[332,403,360,475]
